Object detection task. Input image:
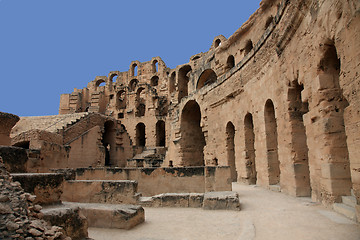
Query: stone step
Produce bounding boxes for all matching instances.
[342,195,357,208]
[333,203,357,222]
[268,184,281,192]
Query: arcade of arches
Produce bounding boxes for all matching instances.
[10,0,360,221]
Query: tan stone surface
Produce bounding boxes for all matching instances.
[89,183,360,240]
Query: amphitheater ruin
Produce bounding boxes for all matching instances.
[1,0,360,239]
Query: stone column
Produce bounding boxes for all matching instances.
[0,112,19,146]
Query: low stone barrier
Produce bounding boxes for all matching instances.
[139,191,241,210]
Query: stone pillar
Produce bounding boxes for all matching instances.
[0,112,19,146]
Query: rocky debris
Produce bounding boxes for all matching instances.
[0,157,72,240]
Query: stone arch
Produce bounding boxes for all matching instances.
[178,65,192,102]
[135,87,145,117]
[226,121,237,182]
[180,100,205,166]
[169,72,176,94]
[136,122,146,147]
[116,90,126,110]
[313,42,351,200]
[102,120,116,166]
[129,79,138,91]
[131,63,138,77]
[264,99,280,185]
[244,40,253,55]
[226,55,235,70]
[244,113,257,184]
[95,79,106,88]
[152,60,158,73]
[151,76,159,87]
[156,120,166,147]
[110,73,118,83]
[197,69,217,90]
[214,39,221,48]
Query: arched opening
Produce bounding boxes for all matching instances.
[226,122,237,182]
[244,113,257,184]
[244,40,253,55]
[116,90,126,110]
[136,123,146,147]
[102,121,115,166]
[152,60,158,73]
[197,69,217,90]
[315,42,351,199]
[265,16,273,29]
[129,79,138,91]
[288,80,311,196]
[151,76,159,87]
[156,120,166,147]
[169,72,176,94]
[132,64,138,76]
[226,55,235,70]
[135,87,146,117]
[214,39,221,48]
[110,74,118,83]
[180,100,205,166]
[13,141,30,149]
[178,65,192,102]
[264,99,280,185]
[96,79,106,89]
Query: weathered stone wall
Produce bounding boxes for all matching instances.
[11,173,64,205]
[60,166,231,196]
[0,112,19,146]
[54,0,360,219]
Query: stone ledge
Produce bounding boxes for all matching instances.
[63,202,145,230]
[139,191,240,210]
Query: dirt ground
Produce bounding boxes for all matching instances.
[89,183,360,240]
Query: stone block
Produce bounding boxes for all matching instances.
[203,191,240,211]
[63,202,144,230]
[41,205,88,240]
[321,163,351,179]
[189,193,204,208]
[160,193,190,207]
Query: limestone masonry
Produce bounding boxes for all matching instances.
[1,0,360,238]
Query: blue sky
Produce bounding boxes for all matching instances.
[0,0,261,116]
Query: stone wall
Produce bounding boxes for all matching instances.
[60,166,231,196]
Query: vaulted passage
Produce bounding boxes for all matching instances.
[102,121,116,166]
[180,100,205,166]
[244,113,257,184]
[264,100,280,185]
[311,42,352,200]
[197,69,217,90]
[178,65,192,102]
[156,120,166,147]
[226,122,237,182]
[136,123,146,147]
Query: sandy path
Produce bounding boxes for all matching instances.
[89,183,360,240]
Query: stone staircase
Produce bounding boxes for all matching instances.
[11,112,89,136]
[333,190,357,222]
